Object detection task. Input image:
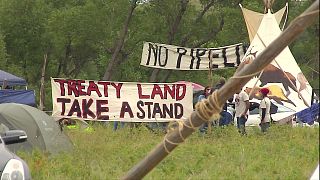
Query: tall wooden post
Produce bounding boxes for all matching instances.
[39,53,48,111]
[122,1,319,179]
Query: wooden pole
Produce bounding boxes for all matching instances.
[207,51,213,133]
[254,26,311,107]
[122,1,319,179]
[39,53,47,111]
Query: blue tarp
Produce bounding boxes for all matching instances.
[296,103,319,124]
[0,70,27,86]
[0,90,36,107]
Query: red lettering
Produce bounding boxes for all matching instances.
[67,80,78,96]
[87,81,102,97]
[111,83,123,98]
[98,81,111,97]
[54,79,67,96]
[151,84,164,99]
[164,85,175,99]
[176,84,186,100]
[77,80,86,96]
[137,84,150,99]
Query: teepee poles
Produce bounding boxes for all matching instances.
[122,1,319,179]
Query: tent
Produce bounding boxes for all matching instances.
[174,81,205,91]
[0,70,35,106]
[240,4,313,114]
[0,70,27,87]
[0,90,36,107]
[0,103,73,154]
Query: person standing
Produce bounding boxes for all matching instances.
[259,88,271,133]
[113,121,125,131]
[198,86,211,133]
[234,89,250,135]
[211,77,234,126]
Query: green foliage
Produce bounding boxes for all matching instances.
[18,125,319,179]
[0,32,7,66]
[0,0,318,107]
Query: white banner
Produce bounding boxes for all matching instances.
[51,78,193,122]
[140,42,246,70]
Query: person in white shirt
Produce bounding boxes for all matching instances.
[259,88,271,133]
[235,89,250,135]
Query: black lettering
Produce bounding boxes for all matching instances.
[152,103,163,118]
[163,103,173,118]
[145,102,153,119]
[57,98,71,115]
[222,48,235,67]
[68,99,81,117]
[176,48,187,68]
[158,46,168,67]
[195,49,207,69]
[174,103,183,119]
[82,99,95,119]
[120,102,133,118]
[146,43,158,66]
[96,100,109,120]
[137,101,145,119]
[189,48,195,69]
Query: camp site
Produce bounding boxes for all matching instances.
[0,0,319,179]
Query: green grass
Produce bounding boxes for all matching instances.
[18,124,319,180]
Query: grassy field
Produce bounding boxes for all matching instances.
[18,124,319,180]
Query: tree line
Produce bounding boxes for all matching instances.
[0,0,318,110]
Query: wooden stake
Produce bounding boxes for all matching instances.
[39,53,47,111]
[122,1,319,179]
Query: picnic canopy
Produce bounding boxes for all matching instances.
[0,70,27,87]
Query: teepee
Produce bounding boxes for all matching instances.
[240,3,313,113]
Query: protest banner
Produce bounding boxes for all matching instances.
[140,42,246,70]
[51,78,193,122]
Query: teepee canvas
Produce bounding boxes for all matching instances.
[240,4,313,113]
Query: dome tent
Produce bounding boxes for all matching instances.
[0,103,72,154]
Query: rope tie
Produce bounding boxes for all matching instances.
[163,120,186,154]
[162,58,266,154]
[195,91,222,122]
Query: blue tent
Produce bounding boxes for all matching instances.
[296,103,319,124]
[0,70,27,86]
[0,90,36,107]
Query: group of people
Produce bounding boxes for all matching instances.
[198,77,272,135]
[198,78,234,133]
[115,77,273,134]
[235,87,271,135]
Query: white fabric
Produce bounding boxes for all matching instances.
[240,7,264,42]
[274,5,287,25]
[259,97,271,122]
[140,42,245,70]
[310,164,319,180]
[235,91,249,117]
[51,78,193,122]
[240,5,313,113]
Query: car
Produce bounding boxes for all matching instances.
[233,100,296,126]
[0,129,31,180]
